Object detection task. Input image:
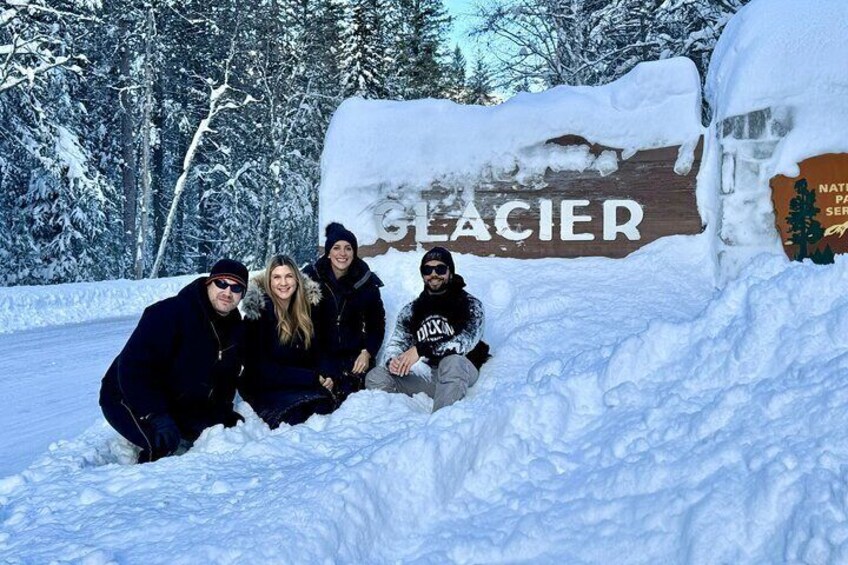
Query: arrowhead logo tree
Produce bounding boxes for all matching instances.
[786,178,824,261]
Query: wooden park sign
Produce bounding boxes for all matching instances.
[770,153,848,263]
[358,135,704,259]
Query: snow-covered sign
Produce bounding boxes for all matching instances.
[320,58,705,259]
[704,0,848,273]
[770,154,848,263]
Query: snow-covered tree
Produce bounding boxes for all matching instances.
[339,0,389,99]
[471,0,600,87]
[0,0,90,94]
[0,80,120,284]
[0,0,122,285]
[472,0,750,91]
[585,0,749,84]
[444,45,467,102]
[0,0,463,285]
[391,0,452,99]
[465,57,496,105]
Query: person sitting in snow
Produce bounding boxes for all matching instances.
[99,259,248,463]
[365,247,490,411]
[239,254,336,428]
[303,222,386,405]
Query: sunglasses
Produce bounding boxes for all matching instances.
[212,279,245,294]
[420,264,449,276]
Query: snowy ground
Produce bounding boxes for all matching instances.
[0,316,139,477]
[2,235,848,563]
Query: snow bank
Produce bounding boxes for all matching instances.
[4,235,848,561]
[321,57,703,245]
[0,275,198,333]
[703,0,848,274]
[706,0,848,173]
[0,270,265,334]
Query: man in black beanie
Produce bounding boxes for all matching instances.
[99,258,249,462]
[365,246,490,412]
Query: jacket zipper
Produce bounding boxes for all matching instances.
[208,319,223,398]
[325,283,346,347]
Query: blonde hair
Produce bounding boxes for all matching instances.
[263,254,313,348]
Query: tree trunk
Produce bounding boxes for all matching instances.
[134,8,155,279]
[119,35,138,266]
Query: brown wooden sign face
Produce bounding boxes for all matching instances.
[358,137,703,259]
[770,153,848,263]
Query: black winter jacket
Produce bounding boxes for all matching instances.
[99,278,244,436]
[303,257,386,377]
[239,277,332,415]
[383,274,490,372]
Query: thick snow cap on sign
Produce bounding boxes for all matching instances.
[320,57,703,246]
[706,0,848,175]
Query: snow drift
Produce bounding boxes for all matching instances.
[702,0,848,274]
[2,236,848,562]
[706,0,848,173]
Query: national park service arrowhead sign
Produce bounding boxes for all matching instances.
[770,153,848,264]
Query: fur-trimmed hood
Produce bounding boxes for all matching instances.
[241,272,322,320]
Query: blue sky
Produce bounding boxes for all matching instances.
[443,0,479,58]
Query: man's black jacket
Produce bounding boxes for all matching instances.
[99,278,244,438]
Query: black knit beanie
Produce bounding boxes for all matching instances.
[206,258,249,288]
[324,222,358,257]
[420,246,455,273]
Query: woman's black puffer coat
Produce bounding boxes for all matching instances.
[302,256,385,398]
[239,277,334,428]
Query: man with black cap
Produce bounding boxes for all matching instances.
[99,258,249,462]
[365,247,489,412]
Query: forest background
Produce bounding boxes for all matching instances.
[0,0,747,286]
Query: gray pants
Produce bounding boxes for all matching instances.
[365,354,479,412]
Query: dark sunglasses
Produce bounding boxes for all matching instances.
[212,279,245,294]
[420,264,449,276]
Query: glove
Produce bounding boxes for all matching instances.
[221,410,245,428]
[144,413,181,457]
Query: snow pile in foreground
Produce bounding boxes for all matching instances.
[321,57,703,245]
[2,238,848,563]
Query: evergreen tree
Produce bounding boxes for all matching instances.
[444,45,467,102]
[0,0,462,285]
[472,0,750,91]
[74,0,158,279]
[339,0,389,98]
[392,0,452,99]
[465,58,497,105]
[0,1,121,285]
[786,178,824,261]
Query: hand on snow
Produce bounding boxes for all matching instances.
[389,346,419,376]
[145,413,181,457]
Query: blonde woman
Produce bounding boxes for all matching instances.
[240,254,335,428]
